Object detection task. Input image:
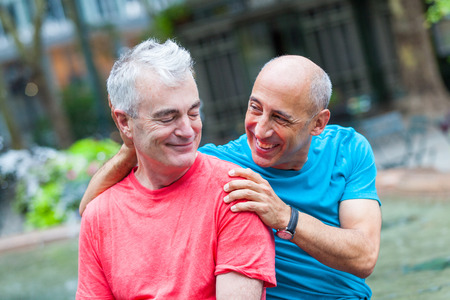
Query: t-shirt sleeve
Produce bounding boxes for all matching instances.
[76,205,114,299]
[214,199,277,288]
[341,133,380,204]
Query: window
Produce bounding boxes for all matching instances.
[46,0,66,22]
[94,0,119,21]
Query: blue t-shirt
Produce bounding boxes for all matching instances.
[200,125,380,299]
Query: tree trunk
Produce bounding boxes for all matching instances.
[32,65,73,148]
[0,0,74,149]
[63,0,109,136]
[389,0,450,116]
[0,68,25,149]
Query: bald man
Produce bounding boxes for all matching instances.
[80,55,382,299]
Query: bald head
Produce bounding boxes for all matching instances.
[258,55,332,112]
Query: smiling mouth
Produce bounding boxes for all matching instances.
[256,139,278,150]
[168,141,196,149]
[172,143,193,148]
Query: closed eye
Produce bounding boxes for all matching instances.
[189,112,200,119]
[160,116,176,123]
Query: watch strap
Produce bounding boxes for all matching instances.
[286,206,299,236]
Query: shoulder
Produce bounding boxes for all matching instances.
[311,125,376,174]
[83,175,131,219]
[82,190,111,222]
[321,125,365,141]
[200,135,256,169]
[197,152,241,176]
[188,154,246,200]
[200,134,247,156]
[317,125,372,151]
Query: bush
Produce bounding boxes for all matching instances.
[0,138,120,229]
[62,82,112,140]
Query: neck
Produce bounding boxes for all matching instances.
[272,138,312,171]
[272,156,308,171]
[134,158,192,190]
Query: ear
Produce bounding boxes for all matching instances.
[114,109,133,140]
[310,109,330,136]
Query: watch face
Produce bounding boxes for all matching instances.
[276,230,293,240]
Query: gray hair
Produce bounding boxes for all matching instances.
[107,38,195,118]
[309,68,332,112]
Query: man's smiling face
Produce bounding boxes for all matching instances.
[244,57,319,171]
[130,72,202,174]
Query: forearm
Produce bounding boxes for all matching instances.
[292,212,380,278]
[223,168,381,278]
[79,144,137,215]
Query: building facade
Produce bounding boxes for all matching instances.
[175,0,401,143]
[0,0,445,147]
[0,0,177,147]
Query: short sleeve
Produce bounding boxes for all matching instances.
[214,201,277,288]
[341,133,380,204]
[76,206,114,299]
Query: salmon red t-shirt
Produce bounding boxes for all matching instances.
[77,152,276,299]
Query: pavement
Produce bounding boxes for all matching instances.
[375,125,450,197]
[0,124,449,254]
[0,223,80,253]
[377,168,450,197]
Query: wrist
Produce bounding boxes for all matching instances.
[117,143,137,167]
[276,206,299,240]
[279,204,292,229]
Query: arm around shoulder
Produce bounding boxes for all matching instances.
[79,143,137,215]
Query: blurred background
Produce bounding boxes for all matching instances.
[0,0,449,299]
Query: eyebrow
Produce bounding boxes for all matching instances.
[249,97,293,120]
[190,100,201,110]
[152,100,201,119]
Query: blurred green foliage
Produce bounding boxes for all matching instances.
[426,0,450,24]
[30,82,107,148]
[32,117,56,148]
[62,82,103,140]
[2,138,120,229]
[145,3,190,40]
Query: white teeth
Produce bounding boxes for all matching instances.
[257,140,276,149]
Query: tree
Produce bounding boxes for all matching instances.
[62,0,109,137]
[139,0,190,40]
[425,0,450,23]
[0,0,74,148]
[389,0,450,116]
[0,67,24,149]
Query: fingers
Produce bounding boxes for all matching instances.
[227,198,275,229]
[228,168,264,182]
[223,183,261,204]
[224,169,290,229]
[224,171,272,195]
[229,200,261,213]
[223,176,265,201]
[223,177,257,192]
[223,180,261,213]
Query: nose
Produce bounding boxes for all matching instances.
[254,115,273,139]
[174,115,196,138]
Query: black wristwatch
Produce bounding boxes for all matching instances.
[276,206,299,240]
